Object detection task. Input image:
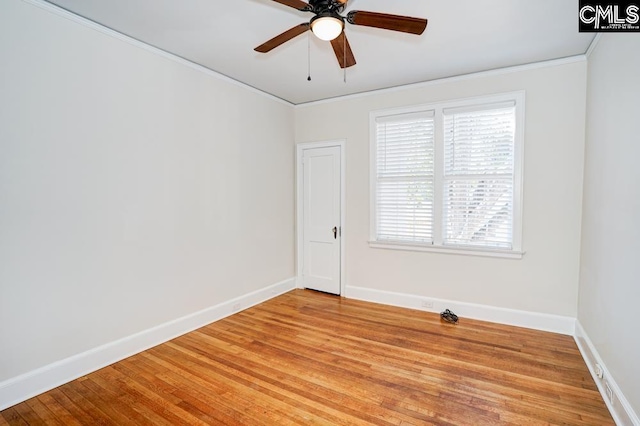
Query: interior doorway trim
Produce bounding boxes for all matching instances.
[296,140,346,296]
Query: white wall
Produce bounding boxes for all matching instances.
[295,60,587,317]
[0,0,294,382]
[579,34,640,416]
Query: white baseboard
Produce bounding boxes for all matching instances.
[0,277,296,411]
[574,321,639,426]
[344,285,576,335]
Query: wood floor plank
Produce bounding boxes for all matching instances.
[35,392,84,426]
[23,397,65,426]
[46,388,97,424]
[0,407,26,426]
[1,289,614,425]
[57,381,114,424]
[10,402,42,425]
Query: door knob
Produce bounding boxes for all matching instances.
[332,226,337,239]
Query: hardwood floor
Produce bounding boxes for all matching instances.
[1,289,613,425]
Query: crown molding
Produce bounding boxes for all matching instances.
[295,55,587,108]
[585,34,603,58]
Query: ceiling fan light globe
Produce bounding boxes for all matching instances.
[311,16,343,41]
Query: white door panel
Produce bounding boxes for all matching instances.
[302,146,341,294]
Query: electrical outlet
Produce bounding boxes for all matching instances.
[605,381,614,403]
[232,303,241,312]
[595,363,604,379]
[421,300,434,309]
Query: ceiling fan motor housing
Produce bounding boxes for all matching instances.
[308,0,346,14]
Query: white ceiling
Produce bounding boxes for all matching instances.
[45,0,595,105]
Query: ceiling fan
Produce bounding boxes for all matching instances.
[255,0,428,69]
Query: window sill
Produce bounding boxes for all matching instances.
[368,241,524,259]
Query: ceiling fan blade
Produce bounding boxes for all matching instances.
[347,11,428,35]
[270,0,310,11]
[254,23,310,53]
[330,32,356,69]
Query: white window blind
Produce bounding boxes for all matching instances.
[375,112,435,244]
[443,103,516,249]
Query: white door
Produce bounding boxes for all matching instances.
[301,146,341,295]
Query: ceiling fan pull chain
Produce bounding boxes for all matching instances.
[307,31,312,82]
[343,31,347,83]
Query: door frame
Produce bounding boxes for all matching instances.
[296,140,346,296]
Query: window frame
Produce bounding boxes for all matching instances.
[369,91,525,259]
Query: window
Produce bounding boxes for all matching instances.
[370,92,524,258]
